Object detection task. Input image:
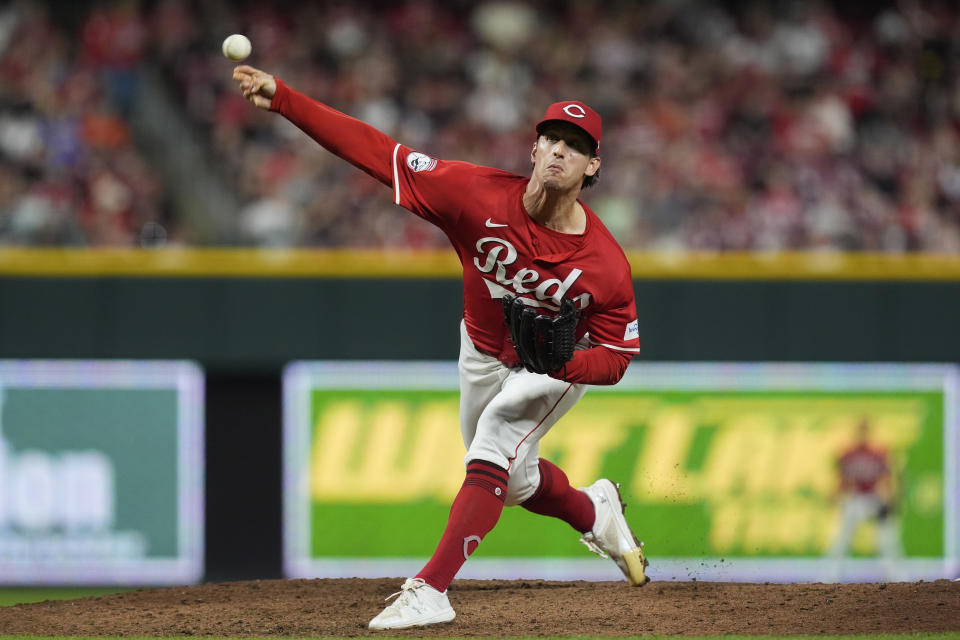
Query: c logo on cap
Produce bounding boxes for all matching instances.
[562,104,587,118]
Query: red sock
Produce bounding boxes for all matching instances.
[521,458,595,533]
[416,460,508,592]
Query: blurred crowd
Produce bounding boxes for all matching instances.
[2,0,960,251]
[0,1,175,245]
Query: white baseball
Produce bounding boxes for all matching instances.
[222,34,252,62]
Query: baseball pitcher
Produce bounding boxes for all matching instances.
[233,65,647,629]
[827,419,902,581]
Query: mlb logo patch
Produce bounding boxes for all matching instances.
[406,151,437,172]
[624,319,639,341]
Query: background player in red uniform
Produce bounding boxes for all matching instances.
[827,418,901,581]
[232,65,647,629]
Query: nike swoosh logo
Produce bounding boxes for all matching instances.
[485,218,508,228]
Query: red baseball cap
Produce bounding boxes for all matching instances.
[536,101,602,153]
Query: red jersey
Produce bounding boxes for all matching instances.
[838,445,889,494]
[271,80,640,384]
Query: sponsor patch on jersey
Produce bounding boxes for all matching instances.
[624,319,639,341]
[406,151,437,172]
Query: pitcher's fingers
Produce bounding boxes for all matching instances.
[233,69,260,85]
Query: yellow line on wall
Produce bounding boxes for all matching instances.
[0,248,462,278]
[625,251,960,281]
[0,248,959,280]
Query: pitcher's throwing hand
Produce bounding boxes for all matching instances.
[232,65,275,110]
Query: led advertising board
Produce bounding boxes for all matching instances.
[284,362,958,583]
[0,360,204,585]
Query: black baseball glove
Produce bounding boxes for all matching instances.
[502,294,580,374]
[876,501,894,521]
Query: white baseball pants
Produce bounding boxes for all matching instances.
[457,320,587,506]
[826,492,901,581]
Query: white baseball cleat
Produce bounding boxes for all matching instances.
[368,578,456,630]
[580,479,650,586]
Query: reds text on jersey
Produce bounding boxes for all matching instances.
[392,146,639,365]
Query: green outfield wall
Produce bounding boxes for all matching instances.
[2,249,960,582]
[0,248,959,367]
[1,277,960,367]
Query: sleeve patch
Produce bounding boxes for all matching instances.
[406,151,437,172]
[624,319,639,341]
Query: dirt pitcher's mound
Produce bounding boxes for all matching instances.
[0,578,957,637]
